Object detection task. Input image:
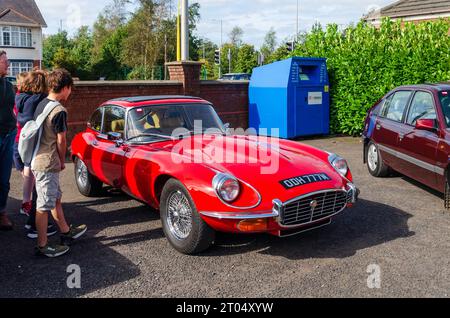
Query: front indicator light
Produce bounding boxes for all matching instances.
[237,218,268,232]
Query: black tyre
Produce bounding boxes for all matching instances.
[367,141,391,177]
[445,179,450,211]
[160,179,215,255]
[74,157,103,197]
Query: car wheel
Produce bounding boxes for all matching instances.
[160,179,215,255]
[367,142,390,177]
[74,157,103,197]
[445,180,450,211]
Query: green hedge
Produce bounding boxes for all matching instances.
[289,19,450,135]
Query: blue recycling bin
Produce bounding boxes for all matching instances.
[249,57,330,139]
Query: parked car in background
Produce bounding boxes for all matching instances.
[71,95,359,255]
[5,76,16,86]
[363,84,450,208]
[219,73,251,81]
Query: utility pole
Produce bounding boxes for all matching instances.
[176,1,181,61]
[296,0,299,39]
[164,34,168,80]
[219,19,223,78]
[228,48,231,74]
[181,0,189,60]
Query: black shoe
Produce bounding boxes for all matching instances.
[27,225,58,239]
[60,224,87,246]
[35,244,70,258]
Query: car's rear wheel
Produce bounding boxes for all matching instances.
[74,157,103,197]
[367,142,390,177]
[445,179,450,210]
[160,179,215,255]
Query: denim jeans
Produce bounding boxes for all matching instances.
[0,130,16,212]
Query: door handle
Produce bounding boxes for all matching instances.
[398,133,405,141]
[376,124,381,131]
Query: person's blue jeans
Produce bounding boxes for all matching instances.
[0,130,16,213]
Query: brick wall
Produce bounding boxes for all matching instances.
[65,79,249,143]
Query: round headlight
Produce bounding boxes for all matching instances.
[329,154,349,177]
[213,174,240,203]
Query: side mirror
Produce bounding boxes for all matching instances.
[415,119,437,132]
[224,123,232,135]
[107,132,124,146]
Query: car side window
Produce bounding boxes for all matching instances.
[102,106,126,135]
[406,91,436,126]
[381,91,412,122]
[89,108,103,132]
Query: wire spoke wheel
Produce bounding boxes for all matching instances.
[166,191,193,240]
[76,159,89,188]
[368,144,379,172]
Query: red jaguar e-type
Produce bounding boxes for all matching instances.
[71,96,359,254]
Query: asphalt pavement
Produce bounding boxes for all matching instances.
[1,136,450,298]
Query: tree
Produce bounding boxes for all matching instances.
[197,38,218,79]
[71,26,94,79]
[236,44,258,73]
[229,26,244,47]
[92,26,129,80]
[260,28,277,64]
[43,31,72,70]
[220,43,239,74]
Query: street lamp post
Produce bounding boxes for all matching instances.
[181,0,189,60]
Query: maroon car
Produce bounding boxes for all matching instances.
[363,84,450,207]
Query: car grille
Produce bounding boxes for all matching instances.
[280,190,348,227]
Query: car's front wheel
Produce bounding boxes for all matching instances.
[160,179,215,254]
[74,157,103,197]
[367,142,390,177]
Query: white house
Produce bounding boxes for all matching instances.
[364,0,450,27]
[0,0,46,76]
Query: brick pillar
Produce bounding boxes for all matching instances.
[166,61,203,96]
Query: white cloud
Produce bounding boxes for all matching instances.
[35,0,394,48]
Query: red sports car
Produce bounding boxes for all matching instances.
[71,96,359,254]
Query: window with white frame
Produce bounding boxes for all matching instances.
[0,26,32,47]
[9,61,34,76]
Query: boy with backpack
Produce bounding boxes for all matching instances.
[20,69,87,257]
[15,70,58,239]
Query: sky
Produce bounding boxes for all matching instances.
[35,0,394,48]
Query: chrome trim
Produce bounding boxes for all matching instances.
[275,187,353,229]
[328,153,349,177]
[346,182,358,204]
[199,210,278,220]
[213,173,240,203]
[211,171,262,210]
[378,144,445,175]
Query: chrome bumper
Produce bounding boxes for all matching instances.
[200,183,359,221]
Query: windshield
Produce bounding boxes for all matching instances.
[440,91,450,127]
[127,104,225,141]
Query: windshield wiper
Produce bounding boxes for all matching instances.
[127,133,175,142]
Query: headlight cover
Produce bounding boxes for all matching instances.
[328,153,349,177]
[213,173,240,202]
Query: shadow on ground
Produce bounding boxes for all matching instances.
[0,190,160,298]
[0,192,414,296]
[204,199,414,259]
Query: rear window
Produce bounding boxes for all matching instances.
[440,91,450,127]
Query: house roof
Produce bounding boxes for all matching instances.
[0,0,46,27]
[365,0,450,20]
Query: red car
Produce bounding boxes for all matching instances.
[363,84,450,207]
[71,96,359,254]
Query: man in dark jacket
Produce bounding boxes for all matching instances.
[0,51,16,231]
